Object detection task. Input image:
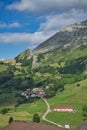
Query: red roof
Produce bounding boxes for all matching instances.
[54,106,73,109]
[4,120,71,130]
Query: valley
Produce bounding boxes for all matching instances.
[0,20,87,130]
[0,78,87,129]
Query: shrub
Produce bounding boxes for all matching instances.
[77,84,80,87]
[9,117,14,124]
[1,108,10,115]
[32,113,40,123]
[82,105,87,120]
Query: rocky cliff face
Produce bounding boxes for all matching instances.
[34,20,87,54]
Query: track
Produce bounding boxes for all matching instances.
[42,98,64,127]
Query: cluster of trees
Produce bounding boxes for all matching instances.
[21,57,33,67]
[60,74,87,85]
[15,53,33,67]
[33,65,56,74]
[16,96,38,105]
[58,56,87,74]
[0,65,16,88]
[37,53,44,62]
[44,81,64,98]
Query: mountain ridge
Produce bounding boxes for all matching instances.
[34,19,87,54]
[14,19,87,68]
[0,20,87,130]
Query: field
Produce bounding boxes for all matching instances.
[0,64,8,72]
[0,79,87,129]
[47,79,87,128]
[0,100,46,130]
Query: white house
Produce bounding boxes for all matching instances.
[65,123,70,129]
[54,106,74,112]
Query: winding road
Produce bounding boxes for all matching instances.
[41,98,64,127]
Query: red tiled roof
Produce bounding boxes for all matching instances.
[4,120,71,130]
[54,106,74,109]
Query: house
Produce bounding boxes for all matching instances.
[4,120,72,130]
[54,106,74,112]
[21,88,45,98]
[31,88,45,97]
[30,93,39,98]
[76,120,87,130]
[65,123,70,129]
[21,89,31,98]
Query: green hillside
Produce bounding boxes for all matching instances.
[0,45,87,105]
[47,79,87,128]
[0,44,87,129]
[0,100,46,130]
[0,79,87,129]
[0,64,8,72]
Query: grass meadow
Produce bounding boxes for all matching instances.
[0,100,46,130]
[0,79,87,129]
[47,79,87,128]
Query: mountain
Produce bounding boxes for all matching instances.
[0,19,87,104]
[15,49,33,67]
[34,20,87,54]
[15,49,33,62]
[0,20,87,130]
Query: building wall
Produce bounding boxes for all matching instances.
[54,109,73,112]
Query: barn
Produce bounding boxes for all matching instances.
[54,106,74,112]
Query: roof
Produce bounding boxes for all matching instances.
[76,120,87,130]
[4,120,72,130]
[54,106,74,109]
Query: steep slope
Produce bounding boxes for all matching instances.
[34,20,87,54]
[15,49,33,62]
[0,20,87,130]
[47,79,87,128]
[0,20,87,106]
[15,49,33,67]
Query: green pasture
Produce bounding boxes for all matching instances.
[0,99,46,130]
[0,65,8,72]
[47,79,87,128]
[0,79,87,129]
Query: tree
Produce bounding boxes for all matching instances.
[82,105,87,120]
[1,108,10,115]
[77,83,80,87]
[38,53,44,62]
[9,117,13,124]
[32,113,40,123]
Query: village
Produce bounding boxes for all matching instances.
[21,87,45,99]
[21,87,75,114]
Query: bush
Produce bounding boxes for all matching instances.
[1,108,10,115]
[9,117,13,124]
[77,84,80,87]
[82,105,87,120]
[32,113,40,123]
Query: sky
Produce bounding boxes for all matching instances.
[0,0,87,59]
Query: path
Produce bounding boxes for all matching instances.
[41,98,64,127]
